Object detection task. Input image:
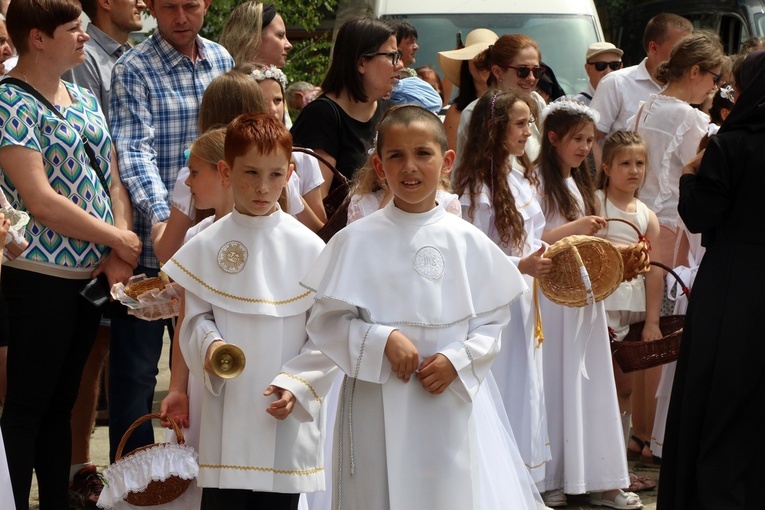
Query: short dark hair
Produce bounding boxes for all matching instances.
[79,0,98,20]
[321,16,395,103]
[389,20,417,44]
[643,13,693,53]
[376,104,447,154]
[7,0,81,54]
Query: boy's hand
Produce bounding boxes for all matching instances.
[204,340,225,375]
[385,330,419,382]
[264,385,296,420]
[416,354,458,394]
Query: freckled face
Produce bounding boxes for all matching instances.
[225,146,292,217]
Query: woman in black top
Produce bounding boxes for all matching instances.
[291,17,402,196]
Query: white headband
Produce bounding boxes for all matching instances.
[540,97,600,126]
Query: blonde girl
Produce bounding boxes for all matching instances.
[536,98,641,509]
[596,131,662,493]
[250,64,327,229]
[453,89,552,487]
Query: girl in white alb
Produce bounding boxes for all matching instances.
[535,99,640,509]
[453,90,552,488]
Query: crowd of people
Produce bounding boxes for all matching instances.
[0,1,761,509]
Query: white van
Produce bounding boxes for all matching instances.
[346,0,605,96]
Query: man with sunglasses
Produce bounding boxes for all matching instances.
[575,42,623,105]
[590,13,692,167]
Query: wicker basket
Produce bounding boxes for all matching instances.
[539,235,624,307]
[604,217,652,281]
[610,262,691,373]
[124,277,166,300]
[114,413,193,506]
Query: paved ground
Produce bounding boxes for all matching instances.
[28,333,659,509]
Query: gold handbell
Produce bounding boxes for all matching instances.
[211,343,246,379]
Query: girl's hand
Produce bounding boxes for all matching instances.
[518,246,552,278]
[159,389,189,429]
[641,321,663,342]
[385,330,419,382]
[416,354,457,395]
[572,215,607,235]
[264,386,296,420]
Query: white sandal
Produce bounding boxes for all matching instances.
[589,489,643,509]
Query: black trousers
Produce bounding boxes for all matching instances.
[201,487,300,510]
[0,267,101,510]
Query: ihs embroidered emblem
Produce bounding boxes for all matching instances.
[217,240,248,274]
[414,246,445,279]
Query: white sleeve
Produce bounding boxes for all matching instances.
[287,172,305,216]
[293,152,325,195]
[179,290,225,396]
[171,167,194,220]
[590,73,621,134]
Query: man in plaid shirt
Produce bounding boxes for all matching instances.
[108,0,233,462]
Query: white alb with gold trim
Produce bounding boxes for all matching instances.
[163,207,336,493]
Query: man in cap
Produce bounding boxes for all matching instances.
[575,42,624,105]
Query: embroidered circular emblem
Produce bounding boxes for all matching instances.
[414,246,445,279]
[217,240,248,274]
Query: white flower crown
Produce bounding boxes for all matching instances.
[250,65,288,91]
[719,85,734,103]
[540,97,600,126]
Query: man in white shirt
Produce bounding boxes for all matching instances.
[590,13,692,166]
[575,42,624,105]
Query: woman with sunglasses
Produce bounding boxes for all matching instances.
[629,29,723,466]
[453,34,546,171]
[291,16,402,198]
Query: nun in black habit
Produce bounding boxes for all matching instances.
[657,50,765,510]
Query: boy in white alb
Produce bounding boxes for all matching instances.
[302,105,544,510]
[162,114,335,510]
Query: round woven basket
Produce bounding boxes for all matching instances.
[115,413,193,506]
[124,277,166,300]
[539,235,624,307]
[604,217,652,281]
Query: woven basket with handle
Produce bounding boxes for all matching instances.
[604,217,652,282]
[539,234,624,307]
[610,261,690,373]
[114,413,193,506]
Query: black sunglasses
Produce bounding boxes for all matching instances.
[504,65,546,79]
[587,61,622,72]
[363,50,401,66]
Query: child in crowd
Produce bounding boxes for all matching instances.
[162,113,335,510]
[250,64,327,228]
[595,130,662,493]
[535,98,641,509]
[302,104,544,510]
[453,90,552,487]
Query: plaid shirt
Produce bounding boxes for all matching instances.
[110,33,233,268]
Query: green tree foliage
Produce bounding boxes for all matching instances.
[200,0,337,86]
[594,0,642,43]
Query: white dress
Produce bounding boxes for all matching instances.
[162,207,337,493]
[0,432,14,509]
[651,225,704,457]
[303,202,544,510]
[595,190,651,339]
[459,165,551,486]
[537,177,630,494]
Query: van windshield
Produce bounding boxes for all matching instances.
[383,14,600,98]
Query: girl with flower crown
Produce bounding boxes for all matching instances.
[250,64,327,230]
[453,89,552,489]
[535,98,642,509]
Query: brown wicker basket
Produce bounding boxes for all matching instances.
[610,262,691,373]
[539,235,624,307]
[114,413,192,506]
[604,217,652,281]
[124,277,166,300]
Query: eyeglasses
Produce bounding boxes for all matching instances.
[705,69,721,85]
[587,61,623,72]
[363,50,401,66]
[503,65,546,79]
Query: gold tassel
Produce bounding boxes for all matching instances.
[534,278,544,348]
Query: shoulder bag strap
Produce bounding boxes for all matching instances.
[1,77,110,197]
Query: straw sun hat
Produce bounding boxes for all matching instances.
[437,28,499,86]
